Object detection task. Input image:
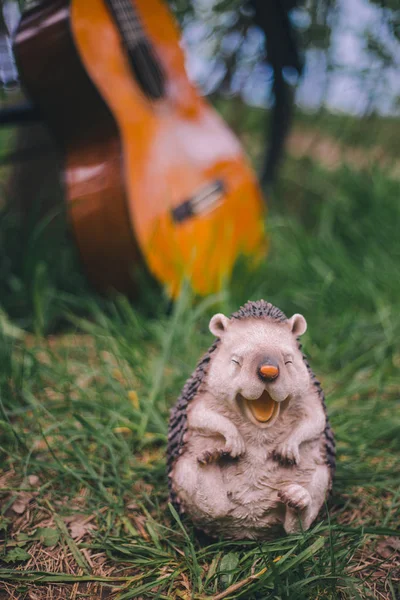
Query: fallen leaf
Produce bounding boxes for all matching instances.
[113,426,132,435]
[113,369,124,382]
[66,516,95,540]
[75,373,95,389]
[128,390,139,409]
[28,475,40,487]
[11,492,33,515]
[2,547,31,563]
[219,552,240,587]
[11,501,27,514]
[36,527,60,547]
[376,537,400,559]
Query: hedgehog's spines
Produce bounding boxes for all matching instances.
[231,299,288,323]
[297,339,336,476]
[167,340,220,506]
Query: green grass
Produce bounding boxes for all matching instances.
[294,110,400,157]
[0,144,399,597]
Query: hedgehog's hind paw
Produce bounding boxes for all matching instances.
[278,484,311,511]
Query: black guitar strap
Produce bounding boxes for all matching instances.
[249,0,304,189]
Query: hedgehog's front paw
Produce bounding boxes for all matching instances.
[224,433,246,458]
[272,440,300,466]
[197,448,229,465]
[197,435,245,465]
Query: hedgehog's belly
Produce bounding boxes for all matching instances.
[171,451,289,538]
[172,452,233,521]
[171,437,326,539]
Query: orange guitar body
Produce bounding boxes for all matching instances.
[15,0,266,297]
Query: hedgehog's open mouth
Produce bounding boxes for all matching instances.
[242,390,280,423]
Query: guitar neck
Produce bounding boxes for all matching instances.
[104,0,166,100]
[104,0,146,48]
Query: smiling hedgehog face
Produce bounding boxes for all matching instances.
[207,311,310,428]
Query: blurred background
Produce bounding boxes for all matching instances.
[0,0,398,328]
[1,1,399,187]
[179,0,400,115]
[2,1,399,174]
[178,0,400,179]
[0,0,399,233]
[1,0,399,330]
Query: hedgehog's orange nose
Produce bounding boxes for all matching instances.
[259,364,279,381]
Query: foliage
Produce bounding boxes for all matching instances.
[168,0,400,116]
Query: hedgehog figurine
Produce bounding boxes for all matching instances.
[167,300,335,539]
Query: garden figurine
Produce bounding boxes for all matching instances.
[167,300,335,539]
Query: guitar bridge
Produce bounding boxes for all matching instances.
[172,180,225,223]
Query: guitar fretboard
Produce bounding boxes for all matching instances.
[104,0,166,99]
[105,0,145,48]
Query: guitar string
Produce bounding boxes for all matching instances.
[113,0,142,38]
[124,0,164,97]
[111,0,142,44]
[112,0,164,97]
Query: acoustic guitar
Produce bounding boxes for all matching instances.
[14,0,266,297]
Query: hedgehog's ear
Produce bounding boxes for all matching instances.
[288,313,307,337]
[209,313,230,338]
